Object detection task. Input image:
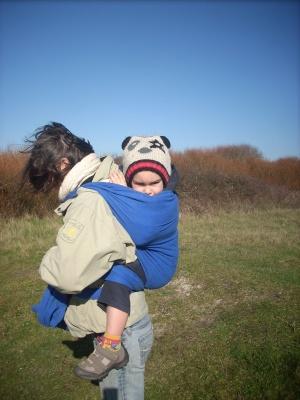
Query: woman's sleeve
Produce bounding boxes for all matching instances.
[39,190,136,294]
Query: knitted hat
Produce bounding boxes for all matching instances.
[122,135,172,186]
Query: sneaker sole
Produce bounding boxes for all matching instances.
[74,349,129,381]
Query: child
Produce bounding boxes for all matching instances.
[22,123,179,383]
[74,135,179,381]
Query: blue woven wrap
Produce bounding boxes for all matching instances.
[32,183,179,328]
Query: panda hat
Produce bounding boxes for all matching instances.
[122,135,171,187]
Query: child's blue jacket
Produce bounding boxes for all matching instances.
[32,182,179,327]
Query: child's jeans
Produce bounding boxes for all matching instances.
[94,314,153,400]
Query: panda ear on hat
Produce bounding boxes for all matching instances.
[121,136,131,150]
[160,136,171,149]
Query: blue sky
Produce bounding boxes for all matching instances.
[0,0,299,160]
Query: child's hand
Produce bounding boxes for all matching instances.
[110,169,127,186]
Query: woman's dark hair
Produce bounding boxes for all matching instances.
[21,122,94,192]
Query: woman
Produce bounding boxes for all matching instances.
[22,122,179,399]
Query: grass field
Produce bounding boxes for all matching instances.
[0,209,299,399]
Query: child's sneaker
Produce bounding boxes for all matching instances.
[74,343,129,381]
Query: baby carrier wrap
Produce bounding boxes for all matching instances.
[33,182,179,327]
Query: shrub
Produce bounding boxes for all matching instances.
[214,144,263,160]
[0,152,57,218]
[172,147,300,213]
[0,146,299,218]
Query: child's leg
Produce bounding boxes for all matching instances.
[74,263,146,381]
[106,306,128,335]
[100,306,129,351]
[74,282,134,381]
[99,261,146,351]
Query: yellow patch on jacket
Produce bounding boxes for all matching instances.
[60,220,84,243]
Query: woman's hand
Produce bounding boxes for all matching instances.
[110,169,127,186]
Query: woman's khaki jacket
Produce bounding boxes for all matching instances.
[39,156,148,337]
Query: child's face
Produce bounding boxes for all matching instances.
[131,171,164,196]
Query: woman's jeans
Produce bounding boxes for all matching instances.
[94,314,153,400]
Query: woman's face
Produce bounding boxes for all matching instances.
[131,170,164,196]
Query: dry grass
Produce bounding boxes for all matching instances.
[1,145,300,218]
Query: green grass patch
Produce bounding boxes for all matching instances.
[0,209,299,399]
